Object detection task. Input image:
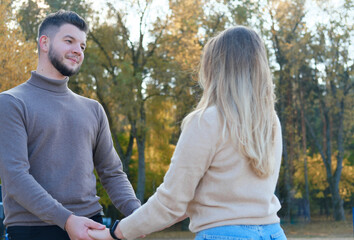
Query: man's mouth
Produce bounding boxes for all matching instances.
[67,56,79,64]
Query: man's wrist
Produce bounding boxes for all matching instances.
[64,214,74,231]
[110,220,121,240]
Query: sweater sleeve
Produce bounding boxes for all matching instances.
[0,94,72,229]
[93,103,141,216]
[119,109,219,239]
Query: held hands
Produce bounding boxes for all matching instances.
[65,214,106,240]
[88,228,113,240]
[88,225,125,240]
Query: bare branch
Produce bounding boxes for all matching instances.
[89,31,115,73]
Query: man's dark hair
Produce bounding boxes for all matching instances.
[37,10,88,50]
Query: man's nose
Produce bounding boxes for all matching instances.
[72,44,83,55]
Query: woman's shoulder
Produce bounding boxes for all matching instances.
[184,105,221,130]
[201,105,221,124]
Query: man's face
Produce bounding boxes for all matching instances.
[48,24,87,77]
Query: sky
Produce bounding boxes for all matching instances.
[12,0,353,61]
[90,0,169,42]
[89,0,353,76]
[91,0,352,40]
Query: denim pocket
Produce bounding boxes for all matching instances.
[270,229,287,239]
[202,234,252,240]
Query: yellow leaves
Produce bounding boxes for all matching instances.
[294,153,354,200]
[0,0,37,92]
[295,191,303,198]
[144,99,177,196]
[146,99,176,165]
[339,162,354,201]
[316,192,324,198]
[164,0,203,72]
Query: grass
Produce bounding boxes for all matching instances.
[282,214,353,238]
[143,213,354,239]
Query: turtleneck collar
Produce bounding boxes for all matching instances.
[27,71,69,93]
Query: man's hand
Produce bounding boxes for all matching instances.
[65,214,106,240]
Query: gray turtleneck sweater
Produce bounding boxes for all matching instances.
[0,71,140,230]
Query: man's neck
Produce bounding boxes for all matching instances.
[36,58,67,80]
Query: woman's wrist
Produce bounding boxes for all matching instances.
[109,220,122,239]
[114,224,124,239]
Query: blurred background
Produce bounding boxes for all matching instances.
[0,0,353,237]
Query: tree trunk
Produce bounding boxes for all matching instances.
[323,107,345,221]
[278,82,291,222]
[305,104,345,221]
[136,101,146,203]
[331,99,345,221]
[136,136,146,203]
[95,76,135,177]
[120,121,136,176]
[269,18,293,222]
[282,136,292,223]
[331,181,345,220]
[299,83,310,221]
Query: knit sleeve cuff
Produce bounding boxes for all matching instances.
[54,208,74,230]
[120,199,141,216]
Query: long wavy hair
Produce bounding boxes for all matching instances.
[182,26,277,177]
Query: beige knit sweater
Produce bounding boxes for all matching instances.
[120,106,283,239]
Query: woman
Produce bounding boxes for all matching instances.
[89,26,287,240]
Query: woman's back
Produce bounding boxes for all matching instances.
[182,106,283,232]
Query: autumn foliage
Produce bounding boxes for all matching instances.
[0,0,36,92]
[1,0,353,222]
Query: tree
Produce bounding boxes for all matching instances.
[144,98,176,197]
[0,0,37,92]
[86,0,230,202]
[11,0,352,220]
[305,0,353,220]
[294,153,354,215]
[82,0,170,202]
[162,0,228,140]
[16,0,93,42]
[261,0,309,221]
[16,0,44,42]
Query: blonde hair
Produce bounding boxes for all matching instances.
[182,26,277,177]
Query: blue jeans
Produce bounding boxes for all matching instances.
[195,223,287,240]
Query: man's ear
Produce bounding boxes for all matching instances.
[38,35,49,53]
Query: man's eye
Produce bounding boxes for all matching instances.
[66,40,72,43]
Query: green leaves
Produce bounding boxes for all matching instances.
[6,0,353,219]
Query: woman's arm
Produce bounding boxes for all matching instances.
[88,214,187,240]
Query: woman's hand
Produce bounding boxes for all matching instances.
[88,228,113,240]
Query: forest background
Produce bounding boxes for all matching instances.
[0,0,353,226]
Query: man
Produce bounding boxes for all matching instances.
[0,10,141,240]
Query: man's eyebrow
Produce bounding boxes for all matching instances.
[63,35,75,39]
[63,35,86,46]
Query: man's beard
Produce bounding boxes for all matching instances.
[49,46,81,77]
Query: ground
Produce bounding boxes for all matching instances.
[143,213,354,239]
